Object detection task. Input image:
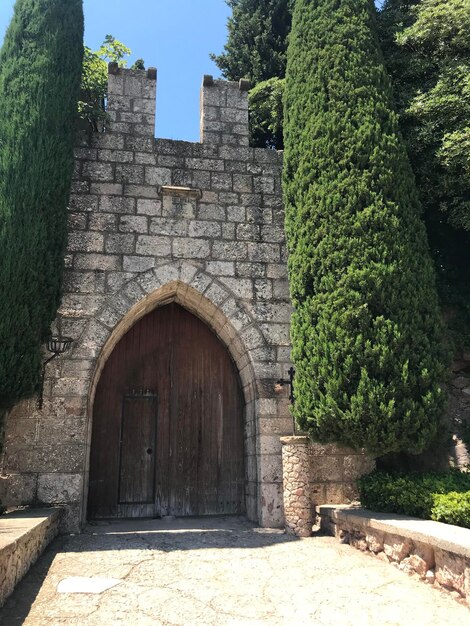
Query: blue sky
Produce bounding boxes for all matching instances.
[0,0,384,142]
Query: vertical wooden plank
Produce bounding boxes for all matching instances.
[88,302,245,520]
[118,396,157,504]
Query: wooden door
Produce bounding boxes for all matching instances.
[88,303,245,519]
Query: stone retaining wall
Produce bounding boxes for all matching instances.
[317,504,470,607]
[280,436,375,536]
[0,508,62,607]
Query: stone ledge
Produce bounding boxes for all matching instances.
[316,504,470,605]
[0,508,63,607]
[316,505,470,559]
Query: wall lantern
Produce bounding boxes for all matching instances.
[37,335,73,410]
[275,366,297,434]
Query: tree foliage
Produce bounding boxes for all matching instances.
[248,77,285,148]
[0,0,84,410]
[378,0,470,345]
[211,0,293,84]
[380,0,470,231]
[283,0,446,454]
[210,0,292,148]
[78,35,140,131]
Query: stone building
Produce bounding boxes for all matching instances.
[0,66,292,531]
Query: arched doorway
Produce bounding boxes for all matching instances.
[88,302,245,519]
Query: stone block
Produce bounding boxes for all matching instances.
[67,232,104,253]
[343,455,376,481]
[106,271,137,292]
[122,255,155,272]
[309,456,344,483]
[435,548,466,594]
[383,534,413,562]
[136,235,171,257]
[82,161,114,182]
[197,203,226,221]
[69,194,99,212]
[162,196,196,219]
[125,184,159,199]
[172,238,210,259]
[145,166,172,186]
[218,277,253,300]
[247,242,280,263]
[89,213,118,231]
[119,215,148,234]
[74,254,121,271]
[0,473,37,506]
[211,172,233,191]
[37,474,82,504]
[203,282,230,306]
[236,262,265,278]
[258,481,284,528]
[212,241,248,261]
[189,220,221,239]
[99,195,135,214]
[4,444,84,473]
[115,164,145,184]
[366,531,384,554]
[137,199,162,216]
[136,151,157,165]
[98,149,134,163]
[105,233,135,254]
[149,217,186,237]
[205,261,235,276]
[68,212,87,231]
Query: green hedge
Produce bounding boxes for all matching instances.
[358,470,470,528]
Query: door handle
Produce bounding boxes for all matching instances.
[147,448,153,455]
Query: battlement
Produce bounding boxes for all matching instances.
[106,64,250,145]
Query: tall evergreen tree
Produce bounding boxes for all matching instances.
[0,0,84,410]
[283,0,446,454]
[211,0,293,83]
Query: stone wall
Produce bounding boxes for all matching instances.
[0,508,62,607]
[0,66,292,531]
[281,436,375,536]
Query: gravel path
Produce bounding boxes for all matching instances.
[1,517,468,625]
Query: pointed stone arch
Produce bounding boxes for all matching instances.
[76,261,266,524]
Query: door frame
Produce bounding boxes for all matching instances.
[83,281,259,525]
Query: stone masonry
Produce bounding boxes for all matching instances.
[281,436,375,537]
[0,66,292,531]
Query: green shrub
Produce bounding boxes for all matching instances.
[282,0,446,455]
[431,492,470,529]
[359,470,470,527]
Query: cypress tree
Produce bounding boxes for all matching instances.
[0,0,84,410]
[211,0,293,83]
[283,0,446,455]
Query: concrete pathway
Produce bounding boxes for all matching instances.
[1,517,468,625]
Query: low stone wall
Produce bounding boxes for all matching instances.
[317,504,470,607]
[280,436,375,536]
[0,508,62,607]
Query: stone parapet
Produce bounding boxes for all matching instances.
[0,508,62,607]
[317,505,470,607]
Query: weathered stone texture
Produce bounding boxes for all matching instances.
[281,437,375,537]
[317,505,470,607]
[0,509,62,607]
[1,68,290,532]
